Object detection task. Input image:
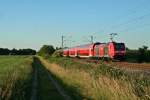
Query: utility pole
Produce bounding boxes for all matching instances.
[90,35,94,43]
[61,35,64,49]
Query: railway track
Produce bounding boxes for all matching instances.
[71,58,150,73]
[110,61,150,71]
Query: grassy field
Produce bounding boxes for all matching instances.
[0,56,33,100]
[1,55,150,100]
[39,57,150,100]
[0,56,67,100]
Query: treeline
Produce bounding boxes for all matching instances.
[0,48,36,55]
[126,45,150,63]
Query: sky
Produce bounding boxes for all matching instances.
[0,0,150,50]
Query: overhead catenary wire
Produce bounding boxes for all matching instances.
[61,35,77,48]
[111,12,150,31]
[60,1,150,47]
[81,35,96,44]
[118,22,150,33]
[95,1,150,34]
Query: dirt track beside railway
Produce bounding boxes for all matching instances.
[31,57,72,100]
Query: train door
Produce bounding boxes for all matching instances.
[77,50,79,57]
[94,45,99,57]
[108,43,115,58]
[99,46,104,57]
[104,46,108,57]
[95,46,99,57]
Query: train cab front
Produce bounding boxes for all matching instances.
[113,43,126,60]
[108,42,126,60]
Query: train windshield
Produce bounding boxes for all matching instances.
[115,43,125,51]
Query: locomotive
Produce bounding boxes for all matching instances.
[63,42,126,60]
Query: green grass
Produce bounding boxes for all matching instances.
[40,57,150,100]
[0,56,33,100]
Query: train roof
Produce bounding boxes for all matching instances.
[69,42,103,49]
[107,42,125,44]
[63,42,125,51]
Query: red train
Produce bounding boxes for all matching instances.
[63,42,126,60]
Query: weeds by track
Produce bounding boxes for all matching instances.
[45,57,150,100]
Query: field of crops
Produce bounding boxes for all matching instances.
[0,56,33,100]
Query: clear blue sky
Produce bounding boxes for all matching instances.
[0,0,150,50]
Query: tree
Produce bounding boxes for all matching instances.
[126,47,130,51]
[38,45,55,57]
[137,45,149,63]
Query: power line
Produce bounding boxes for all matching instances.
[108,12,150,33]
[61,35,76,48]
[81,35,95,44]
[96,1,150,34]
[118,22,150,33]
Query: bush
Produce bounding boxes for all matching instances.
[125,46,150,63]
[46,57,150,99]
[37,45,55,57]
[125,50,139,62]
[137,46,150,63]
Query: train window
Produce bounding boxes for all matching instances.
[115,43,125,51]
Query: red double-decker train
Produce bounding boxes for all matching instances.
[63,42,126,60]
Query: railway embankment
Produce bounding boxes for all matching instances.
[39,56,150,100]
